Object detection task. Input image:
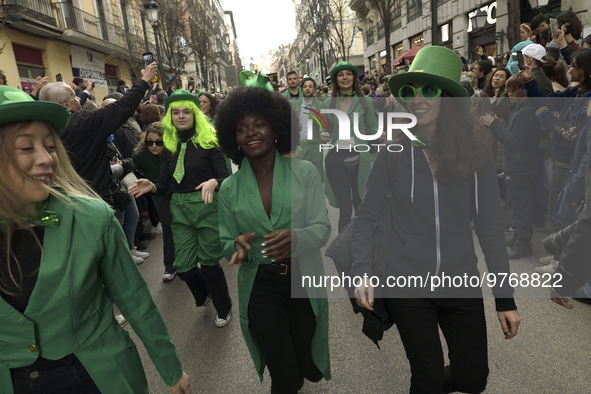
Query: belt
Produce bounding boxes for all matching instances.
[258,259,293,275]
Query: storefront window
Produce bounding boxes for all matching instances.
[411,34,424,48]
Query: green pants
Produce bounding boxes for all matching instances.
[299,140,323,181]
[170,191,223,273]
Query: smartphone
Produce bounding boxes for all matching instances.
[549,18,559,37]
[41,67,46,78]
[56,73,63,82]
[89,81,94,90]
[142,52,154,68]
[516,51,525,71]
[563,20,574,35]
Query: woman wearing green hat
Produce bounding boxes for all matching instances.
[293,77,324,180]
[322,61,380,232]
[129,89,232,328]
[0,85,190,392]
[351,46,520,393]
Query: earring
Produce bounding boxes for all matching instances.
[275,138,278,143]
[238,146,241,151]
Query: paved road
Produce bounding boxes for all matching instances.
[124,203,591,394]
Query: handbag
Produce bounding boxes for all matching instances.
[325,142,402,348]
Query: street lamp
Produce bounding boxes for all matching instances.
[472,10,488,30]
[305,56,310,76]
[144,1,165,86]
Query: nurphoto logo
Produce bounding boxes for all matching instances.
[304,107,418,152]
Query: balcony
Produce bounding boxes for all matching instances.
[1,0,62,37]
[53,1,107,41]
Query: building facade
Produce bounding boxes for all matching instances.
[349,0,589,74]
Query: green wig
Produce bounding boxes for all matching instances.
[161,100,219,154]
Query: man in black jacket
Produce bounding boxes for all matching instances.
[552,134,591,308]
[39,63,157,203]
[481,73,541,259]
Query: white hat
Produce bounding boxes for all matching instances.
[521,44,546,63]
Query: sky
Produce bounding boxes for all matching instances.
[222,0,297,67]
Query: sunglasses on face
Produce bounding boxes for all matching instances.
[146,140,163,146]
[398,84,442,102]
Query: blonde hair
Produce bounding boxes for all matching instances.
[0,120,99,294]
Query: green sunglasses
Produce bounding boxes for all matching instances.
[398,84,442,102]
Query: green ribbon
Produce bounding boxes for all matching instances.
[173,142,188,183]
[0,201,60,233]
[339,91,357,98]
[411,131,440,158]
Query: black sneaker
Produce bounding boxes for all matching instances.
[135,241,148,251]
[506,237,517,248]
[507,244,532,259]
[140,232,155,241]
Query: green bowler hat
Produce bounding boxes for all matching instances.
[164,89,201,112]
[388,46,470,111]
[330,61,359,83]
[0,85,71,135]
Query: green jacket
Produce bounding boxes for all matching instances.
[321,96,379,207]
[0,193,183,393]
[282,88,303,101]
[218,151,331,381]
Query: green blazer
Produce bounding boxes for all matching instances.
[292,97,325,180]
[0,193,183,393]
[282,88,303,101]
[218,151,331,381]
[321,96,379,208]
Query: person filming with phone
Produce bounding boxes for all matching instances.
[39,63,158,206]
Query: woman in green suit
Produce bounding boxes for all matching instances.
[215,85,331,393]
[321,61,380,232]
[0,86,190,393]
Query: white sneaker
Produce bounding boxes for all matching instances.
[162,270,176,281]
[132,254,144,265]
[151,223,163,234]
[539,255,555,265]
[535,260,559,274]
[114,313,128,327]
[215,311,231,328]
[131,247,149,259]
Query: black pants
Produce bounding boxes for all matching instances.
[178,264,232,318]
[505,171,535,245]
[325,149,361,233]
[11,354,101,394]
[152,195,176,273]
[248,270,322,394]
[385,298,489,394]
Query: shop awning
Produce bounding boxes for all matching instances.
[393,46,423,66]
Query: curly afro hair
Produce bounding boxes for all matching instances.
[214,86,300,165]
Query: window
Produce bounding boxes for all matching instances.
[391,1,402,31]
[377,21,385,40]
[407,0,422,23]
[366,27,375,46]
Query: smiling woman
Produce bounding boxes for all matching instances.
[0,85,191,393]
[352,46,520,393]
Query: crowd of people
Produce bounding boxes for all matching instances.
[1,8,591,394]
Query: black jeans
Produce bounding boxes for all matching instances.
[505,171,535,245]
[11,354,101,394]
[248,270,322,394]
[152,195,176,273]
[325,149,362,233]
[178,265,232,319]
[385,298,489,394]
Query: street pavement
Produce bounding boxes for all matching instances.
[124,202,591,394]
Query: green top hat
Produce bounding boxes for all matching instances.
[387,46,470,111]
[330,61,358,84]
[0,85,70,135]
[164,89,200,112]
[239,70,273,91]
[300,76,317,91]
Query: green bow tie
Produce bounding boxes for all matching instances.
[0,209,60,234]
[173,142,188,183]
[339,91,357,98]
[411,131,440,158]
